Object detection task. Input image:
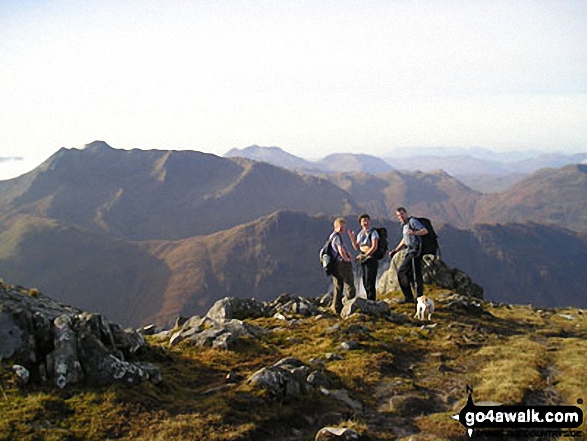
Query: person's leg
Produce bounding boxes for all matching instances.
[414,255,424,298]
[341,261,356,301]
[397,253,415,302]
[331,262,344,313]
[364,259,378,300]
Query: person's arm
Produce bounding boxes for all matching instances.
[348,229,359,251]
[337,243,352,262]
[408,219,428,237]
[389,237,406,257]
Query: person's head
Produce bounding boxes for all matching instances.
[358,213,371,230]
[395,207,409,223]
[334,217,347,233]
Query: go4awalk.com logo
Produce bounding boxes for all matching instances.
[452,386,584,438]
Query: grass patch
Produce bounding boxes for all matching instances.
[472,336,544,404]
[552,338,587,404]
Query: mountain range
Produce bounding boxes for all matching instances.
[1,141,587,327]
[226,144,587,193]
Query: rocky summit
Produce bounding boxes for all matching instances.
[1,264,586,440]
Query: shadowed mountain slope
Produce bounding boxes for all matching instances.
[0,142,357,240]
[0,215,169,326]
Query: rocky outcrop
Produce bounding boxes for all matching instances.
[378,251,484,299]
[0,283,160,387]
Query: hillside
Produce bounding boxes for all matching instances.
[1,281,586,440]
[438,222,587,308]
[0,142,357,240]
[138,211,338,326]
[474,164,587,233]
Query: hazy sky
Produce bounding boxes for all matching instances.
[1,0,586,169]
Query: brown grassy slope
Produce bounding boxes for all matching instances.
[1,286,585,441]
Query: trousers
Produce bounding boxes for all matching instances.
[397,250,423,301]
[361,257,379,300]
[332,260,356,313]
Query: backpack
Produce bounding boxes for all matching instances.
[371,227,388,260]
[319,234,337,276]
[411,217,440,256]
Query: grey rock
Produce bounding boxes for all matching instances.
[0,311,23,359]
[53,315,83,388]
[12,365,30,384]
[247,357,313,397]
[248,366,307,397]
[307,370,331,388]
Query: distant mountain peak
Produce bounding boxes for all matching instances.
[82,141,114,152]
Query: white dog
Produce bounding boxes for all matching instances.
[414,296,435,321]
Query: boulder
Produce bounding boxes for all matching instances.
[205,297,269,322]
[379,253,484,300]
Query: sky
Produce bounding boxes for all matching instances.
[1,0,586,178]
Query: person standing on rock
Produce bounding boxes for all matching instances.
[329,218,356,314]
[349,213,379,301]
[388,207,427,303]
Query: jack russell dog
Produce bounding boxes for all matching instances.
[415,296,435,321]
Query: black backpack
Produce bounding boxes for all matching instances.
[319,234,337,276]
[371,227,388,260]
[411,217,440,256]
